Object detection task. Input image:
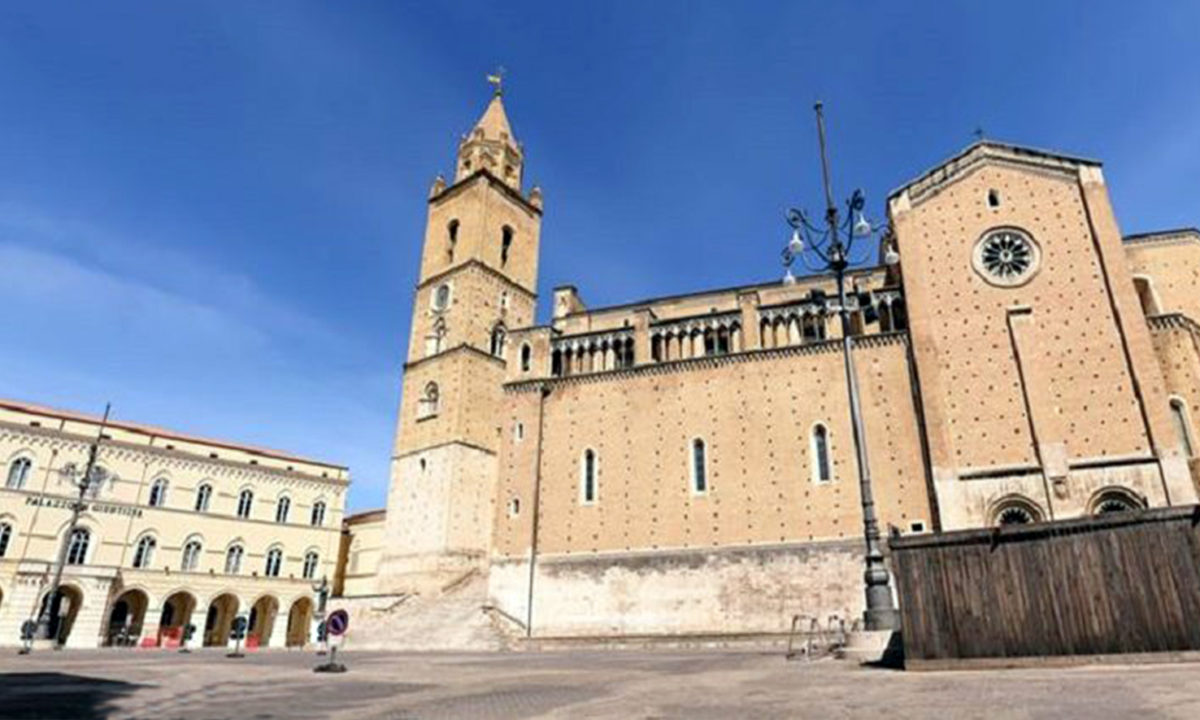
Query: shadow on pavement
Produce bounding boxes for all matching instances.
[0,672,144,719]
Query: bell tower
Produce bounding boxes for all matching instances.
[379,86,544,592]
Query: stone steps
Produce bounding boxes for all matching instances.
[334,576,505,651]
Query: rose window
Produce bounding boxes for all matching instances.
[973,228,1039,286]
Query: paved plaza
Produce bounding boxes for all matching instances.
[2,648,1200,719]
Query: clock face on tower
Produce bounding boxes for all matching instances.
[973,228,1041,287]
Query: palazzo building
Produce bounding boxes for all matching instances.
[0,399,347,649]
[341,90,1200,643]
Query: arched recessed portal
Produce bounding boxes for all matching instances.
[204,593,239,647]
[158,591,197,647]
[248,595,280,648]
[38,584,84,647]
[285,597,314,648]
[105,589,149,646]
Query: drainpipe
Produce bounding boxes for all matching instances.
[525,384,551,637]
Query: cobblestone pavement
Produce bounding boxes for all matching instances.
[2,648,1200,719]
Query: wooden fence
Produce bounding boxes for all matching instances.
[889,505,1200,667]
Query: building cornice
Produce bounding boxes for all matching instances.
[429,169,543,216]
[402,343,507,372]
[1122,228,1200,247]
[554,267,889,322]
[0,398,346,472]
[416,258,537,299]
[0,419,349,489]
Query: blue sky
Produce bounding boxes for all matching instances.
[1,2,1197,511]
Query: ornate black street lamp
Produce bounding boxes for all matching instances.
[782,102,900,632]
[33,404,113,646]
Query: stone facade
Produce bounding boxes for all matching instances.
[0,399,347,649]
[352,92,1200,641]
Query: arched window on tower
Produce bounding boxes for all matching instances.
[418,382,440,419]
[811,424,832,484]
[520,344,532,373]
[311,501,327,527]
[1170,398,1195,458]
[426,318,447,357]
[501,226,514,268]
[447,220,459,264]
[491,325,507,359]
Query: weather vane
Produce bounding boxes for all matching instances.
[487,67,506,97]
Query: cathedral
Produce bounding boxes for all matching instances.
[337,88,1200,643]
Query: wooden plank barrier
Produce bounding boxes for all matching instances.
[888,505,1200,667]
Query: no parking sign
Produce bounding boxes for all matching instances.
[326,609,349,637]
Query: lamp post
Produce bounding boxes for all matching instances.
[34,403,113,646]
[312,575,330,655]
[782,103,900,632]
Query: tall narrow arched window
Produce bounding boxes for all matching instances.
[275,496,291,524]
[447,220,459,263]
[236,489,254,519]
[148,478,169,507]
[0,522,13,557]
[1169,398,1195,457]
[691,438,708,494]
[418,382,440,419]
[491,325,507,358]
[225,544,244,574]
[195,483,212,512]
[181,538,203,572]
[501,225,513,267]
[811,424,832,484]
[132,534,156,569]
[66,527,90,565]
[311,501,326,527]
[520,344,532,373]
[6,457,32,489]
[581,449,597,504]
[265,547,283,578]
[302,551,319,580]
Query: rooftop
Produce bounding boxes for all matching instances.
[0,397,347,471]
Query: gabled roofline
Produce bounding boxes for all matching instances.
[889,140,1102,203]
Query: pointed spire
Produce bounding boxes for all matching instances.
[472,94,515,144]
[455,76,524,190]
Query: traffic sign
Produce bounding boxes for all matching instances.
[326,609,349,637]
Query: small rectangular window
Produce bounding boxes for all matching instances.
[692,439,707,494]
